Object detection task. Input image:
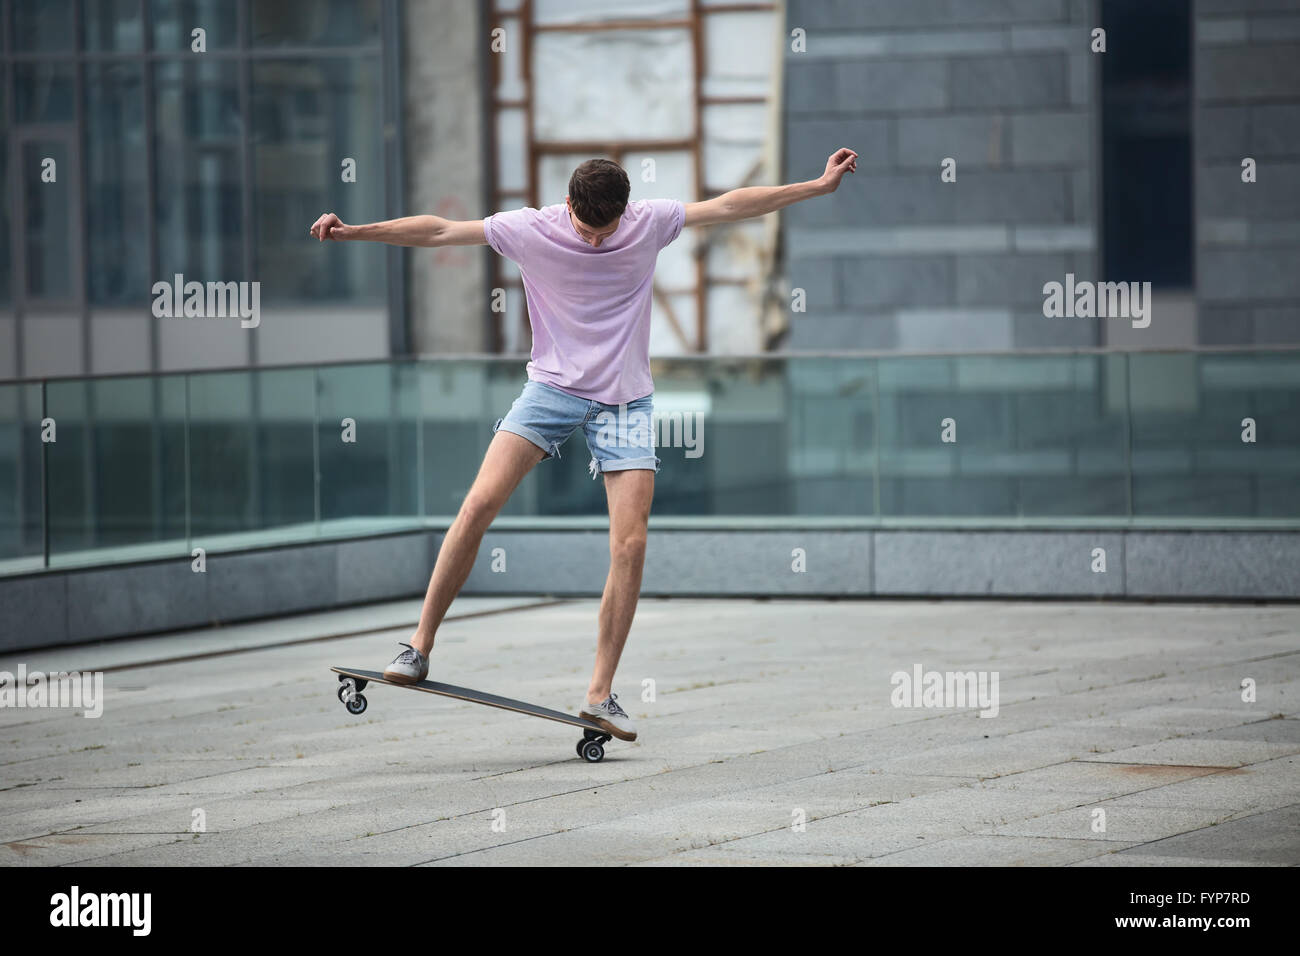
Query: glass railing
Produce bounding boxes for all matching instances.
[2,351,1298,575]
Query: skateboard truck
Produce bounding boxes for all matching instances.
[576,729,613,763]
[337,675,368,715]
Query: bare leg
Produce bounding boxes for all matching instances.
[586,468,654,705]
[408,431,545,655]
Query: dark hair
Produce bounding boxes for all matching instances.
[567,159,630,228]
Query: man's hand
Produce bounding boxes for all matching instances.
[818,147,858,194]
[309,212,353,241]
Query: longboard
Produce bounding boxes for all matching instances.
[331,667,617,762]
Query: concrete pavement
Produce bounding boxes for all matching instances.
[1,597,1297,866]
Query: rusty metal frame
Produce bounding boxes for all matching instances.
[486,0,777,355]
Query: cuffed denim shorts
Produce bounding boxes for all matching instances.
[493,380,660,478]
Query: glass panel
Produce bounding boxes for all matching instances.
[46,375,188,563]
[251,57,384,302]
[1130,353,1300,518]
[318,363,418,523]
[13,0,75,51]
[252,0,381,47]
[0,383,45,570]
[256,368,317,532]
[86,62,149,305]
[14,62,76,123]
[150,0,237,50]
[22,140,74,301]
[8,353,1300,576]
[188,368,316,539]
[82,0,144,51]
[154,59,243,284]
[877,354,1127,518]
[421,360,497,519]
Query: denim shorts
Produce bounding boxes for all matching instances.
[493,380,660,478]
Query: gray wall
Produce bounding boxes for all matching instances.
[781,0,1300,352]
[5,526,1297,653]
[781,0,1099,351]
[1194,0,1300,345]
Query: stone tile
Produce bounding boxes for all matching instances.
[1109,804,1300,865]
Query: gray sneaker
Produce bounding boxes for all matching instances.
[383,642,429,684]
[579,693,637,741]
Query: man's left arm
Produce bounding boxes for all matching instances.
[683,147,857,228]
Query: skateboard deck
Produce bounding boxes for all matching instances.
[331,667,617,762]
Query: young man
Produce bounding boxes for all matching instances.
[309,147,857,742]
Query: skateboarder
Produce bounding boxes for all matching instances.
[309,147,857,742]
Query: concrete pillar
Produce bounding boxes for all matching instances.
[402,0,491,353]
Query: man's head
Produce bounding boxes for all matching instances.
[566,159,629,247]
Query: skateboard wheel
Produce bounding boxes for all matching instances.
[575,739,587,758]
[345,694,368,716]
[337,684,353,704]
[580,741,605,763]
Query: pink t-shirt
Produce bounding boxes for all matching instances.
[483,198,686,405]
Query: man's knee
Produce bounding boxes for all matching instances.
[611,530,647,566]
[459,492,502,529]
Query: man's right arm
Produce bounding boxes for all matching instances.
[309,212,486,247]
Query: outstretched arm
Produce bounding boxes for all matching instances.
[308,212,486,247]
[683,147,857,228]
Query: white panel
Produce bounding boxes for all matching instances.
[0,314,16,378]
[707,284,762,353]
[537,152,614,206]
[23,314,86,379]
[703,119,765,191]
[652,226,695,288]
[534,0,688,24]
[622,150,694,287]
[90,310,152,375]
[253,306,388,367]
[650,293,695,356]
[495,108,527,193]
[701,74,768,98]
[624,149,694,201]
[504,287,527,354]
[705,12,775,84]
[494,15,525,101]
[702,101,767,139]
[533,29,693,141]
[704,219,767,280]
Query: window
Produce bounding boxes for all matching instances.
[1100,0,1193,289]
